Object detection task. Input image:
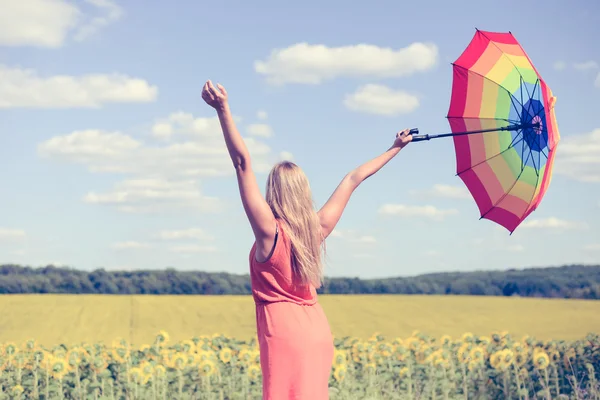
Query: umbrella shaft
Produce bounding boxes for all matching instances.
[411,123,536,142]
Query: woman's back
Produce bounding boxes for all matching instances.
[249,219,318,306]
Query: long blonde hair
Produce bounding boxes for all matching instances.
[265,161,325,288]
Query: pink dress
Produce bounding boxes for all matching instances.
[249,219,334,399]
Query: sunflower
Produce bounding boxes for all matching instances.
[364,362,377,374]
[398,366,409,378]
[467,358,483,372]
[462,332,474,343]
[405,337,421,352]
[477,336,491,346]
[533,351,550,370]
[377,343,393,358]
[469,346,485,362]
[392,337,404,347]
[251,350,261,365]
[333,365,347,382]
[237,348,252,364]
[50,357,69,380]
[156,331,170,345]
[219,348,233,364]
[129,367,144,384]
[457,343,472,364]
[247,364,261,381]
[514,352,527,367]
[490,351,504,370]
[332,349,347,367]
[10,385,24,396]
[67,348,88,368]
[439,335,452,347]
[171,353,188,370]
[3,343,18,357]
[180,340,195,354]
[110,346,130,363]
[198,359,216,377]
[501,349,514,366]
[23,339,37,352]
[512,342,525,354]
[139,360,154,376]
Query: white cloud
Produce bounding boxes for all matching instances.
[344,84,419,116]
[0,65,157,108]
[0,228,26,240]
[555,128,600,182]
[553,61,566,71]
[329,229,377,244]
[410,184,470,200]
[83,178,221,214]
[257,110,268,120]
[158,228,213,241]
[507,244,525,252]
[39,111,285,214]
[279,151,294,161]
[378,204,458,221]
[0,0,79,47]
[73,0,123,42]
[573,61,598,71]
[38,112,276,179]
[39,130,141,164]
[584,244,600,251]
[170,245,218,254]
[112,241,149,249]
[520,217,585,230]
[247,123,273,138]
[0,0,122,48]
[352,253,374,259]
[152,123,173,140]
[255,42,438,85]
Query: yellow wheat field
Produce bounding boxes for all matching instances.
[0,294,599,346]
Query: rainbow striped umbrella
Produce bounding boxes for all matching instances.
[411,30,559,233]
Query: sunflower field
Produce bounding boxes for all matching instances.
[0,330,599,399]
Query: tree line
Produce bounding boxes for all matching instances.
[0,264,599,299]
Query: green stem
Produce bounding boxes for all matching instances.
[45,365,50,400]
[513,364,523,400]
[75,364,82,400]
[460,362,468,400]
[93,371,99,400]
[544,368,551,400]
[178,370,183,399]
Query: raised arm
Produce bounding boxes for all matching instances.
[317,129,412,238]
[201,81,276,248]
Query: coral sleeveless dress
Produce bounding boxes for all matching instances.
[249,219,334,399]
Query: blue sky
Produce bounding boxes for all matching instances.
[0,0,599,278]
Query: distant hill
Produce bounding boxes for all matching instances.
[0,264,599,299]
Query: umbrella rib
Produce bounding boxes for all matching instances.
[452,64,526,115]
[513,150,544,231]
[479,30,529,85]
[480,148,532,220]
[446,116,521,125]
[457,134,524,176]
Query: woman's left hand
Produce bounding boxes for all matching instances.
[202,80,228,110]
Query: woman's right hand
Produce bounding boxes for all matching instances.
[392,129,413,149]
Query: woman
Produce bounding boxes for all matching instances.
[202,80,412,399]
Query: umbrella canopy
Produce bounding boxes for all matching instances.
[446,29,560,233]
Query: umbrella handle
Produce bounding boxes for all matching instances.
[408,128,431,142]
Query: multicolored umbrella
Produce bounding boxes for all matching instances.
[411,29,559,233]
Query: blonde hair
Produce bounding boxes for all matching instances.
[265,161,325,288]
